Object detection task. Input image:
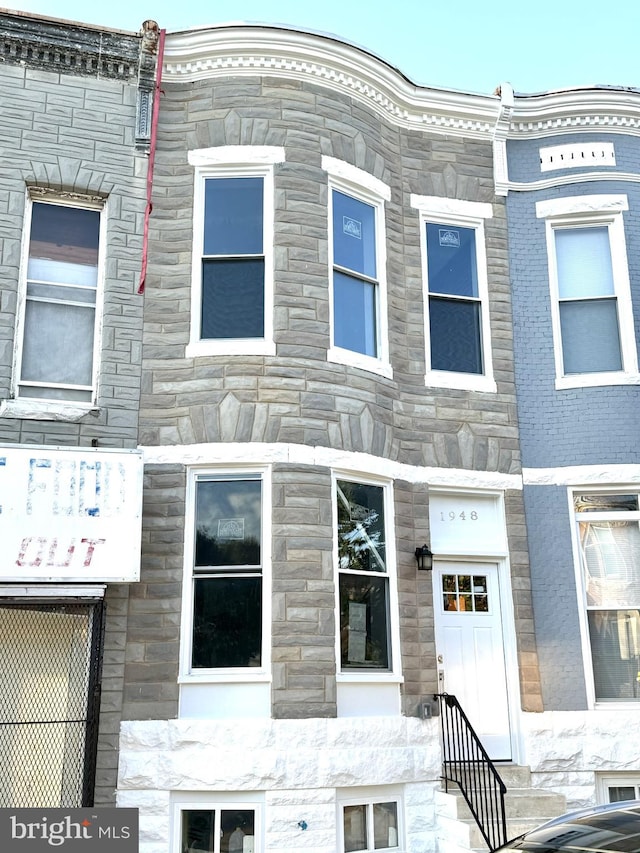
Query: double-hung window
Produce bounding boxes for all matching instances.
[537,195,638,388]
[15,193,104,405]
[188,472,266,672]
[335,477,396,672]
[187,147,284,358]
[323,157,391,377]
[412,195,495,392]
[339,790,402,852]
[573,491,640,704]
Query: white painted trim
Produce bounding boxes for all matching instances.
[336,785,405,852]
[178,466,272,690]
[0,584,106,598]
[535,194,628,218]
[539,142,616,172]
[188,145,285,166]
[322,156,391,200]
[538,196,638,385]
[505,172,640,193]
[523,465,640,486]
[412,199,496,393]
[410,195,493,220]
[0,399,98,421]
[325,162,392,378]
[141,441,523,491]
[188,157,279,356]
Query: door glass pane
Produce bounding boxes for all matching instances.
[192,576,262,668]
[429,296,482,374]
[333,191,376,278]
[196,479,262,568]
[333,271,377,356]
[588,610,640,701]
[441,573,489,613]
[426,223,478,297]
[204,177,263,256]
[201,258,264,339]
[344,804,367,852]
[221,810,255,853]
[560,298,622,374]
[555,227,614,299]
[373,801,398,849]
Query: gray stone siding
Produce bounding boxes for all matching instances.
[0,18,151,804]
[135,74,541,718]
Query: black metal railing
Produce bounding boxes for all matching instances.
[435,693,508,851]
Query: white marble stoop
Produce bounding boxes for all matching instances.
[435,765,567,853]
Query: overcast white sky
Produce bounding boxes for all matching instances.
[3,0,639,95]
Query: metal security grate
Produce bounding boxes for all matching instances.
[0,601,105,807]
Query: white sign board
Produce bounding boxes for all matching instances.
[429,492,507,556]
[0,446,143,582]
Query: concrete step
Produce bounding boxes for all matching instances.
[434,766,568,853]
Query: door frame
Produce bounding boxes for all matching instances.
[432,555,522,764]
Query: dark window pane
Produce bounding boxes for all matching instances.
[183,811,214,853]
[574,495,639,513]
[333,270,377,356]
[30,202,100,269]
[340,573,389,669]
[196,479,261,568]
[588,610,640,701]
[560,298,622,374]
[344,804,367,853]
[426,222,478,298]
[374,801,398,849]
[609,786,636,803]
[337,480,386,572]
[201,258,264,339]
[333,191,376,278]
[221,810,255,853]
[193,576,262,668]
[204,177,263,256]
[429,296,482,374]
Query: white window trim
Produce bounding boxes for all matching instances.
[411,194,496,393]
[536,195,639,389]
[171,792,263,853]
[337,786,404,853]
[332,470,402,680]
[596,773,640,804]
[323,157,392,379]
[179,465,272,683]
[568,486,640,709]
[9,190,106,419]
[186,146,285,359]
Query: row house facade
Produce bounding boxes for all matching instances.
[116,24,540,853]
[504,88,640,806]
[0,9,156,809]
[1,10,640,853]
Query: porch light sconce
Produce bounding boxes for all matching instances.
[415,544,433,571]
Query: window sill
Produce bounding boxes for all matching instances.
[555,371,640,390]
[337,672,404,684]
[0,399,98,422]
[178,671,272,684]
[328,346,393,379]
[186,340,276,359]
[425,371,497,393]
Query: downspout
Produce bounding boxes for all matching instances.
[138,25,166,294]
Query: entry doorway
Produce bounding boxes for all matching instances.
[433,562,512,760]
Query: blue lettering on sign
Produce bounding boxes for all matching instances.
[27,458,52,515]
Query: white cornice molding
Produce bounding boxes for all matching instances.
[163,25,500,140]
[509,87,640,139]
[506,172,640,193]
[523,465,640,486]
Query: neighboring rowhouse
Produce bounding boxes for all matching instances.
[504,87,640,805]
[116,24,542,852]
[0,10,157,807]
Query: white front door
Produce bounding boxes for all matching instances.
[433,561,512,760]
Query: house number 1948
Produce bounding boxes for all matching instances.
[440,511,479,521]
